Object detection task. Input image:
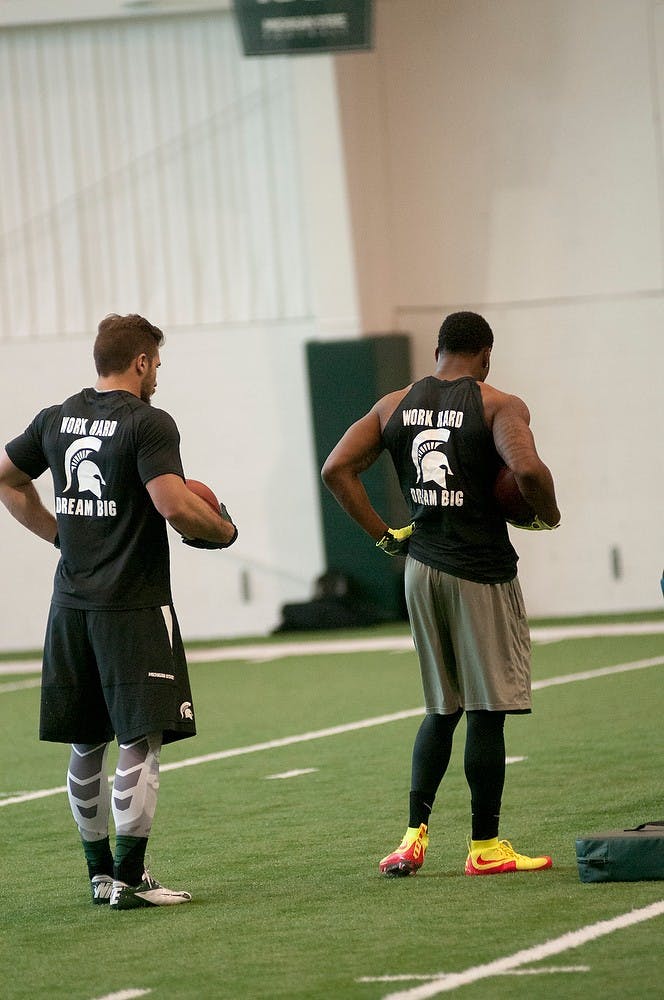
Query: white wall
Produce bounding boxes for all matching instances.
[0,1,230,29]
[336,0,664,616]
[0,11,359,650]
[0,14,314,335]
[2,1,663,651]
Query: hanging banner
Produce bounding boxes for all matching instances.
[233,0,373,56]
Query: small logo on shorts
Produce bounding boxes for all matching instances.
[180,701,194,721]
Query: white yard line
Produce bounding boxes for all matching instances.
[0,708,423,807]
[358,966,590,983]
[265,768,318,780]
[0,661,42,677]
[0,784,68,806]
[0,678,41,693]
[1,654,663,809]
[503,966,590,976]
[90,991,151,1000]
[378,901,664,999]
[1,620,662,676]
[531,622,664,643]
[531,656,664,689]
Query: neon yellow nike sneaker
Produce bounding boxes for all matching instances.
[379,823,429,876]
[465,837,552,876]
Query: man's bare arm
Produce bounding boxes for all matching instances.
[321,409,390,541]
[0,450,58,544]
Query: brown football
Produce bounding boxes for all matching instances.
[492,465,533,523]
[185,478,220,513]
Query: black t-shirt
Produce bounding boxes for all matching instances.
[6,388,184,609]
[381,376,518,584]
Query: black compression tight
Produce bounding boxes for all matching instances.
[409,710,463,826]
[409,709,506,837]
[464,710,506,840]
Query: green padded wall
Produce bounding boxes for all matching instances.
[306,334,412,619]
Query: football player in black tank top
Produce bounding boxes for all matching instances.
[323,312,560,878]
[0,314,237,908]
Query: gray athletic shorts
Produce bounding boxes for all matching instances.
[404,556,532,714]
[40,602,196,745]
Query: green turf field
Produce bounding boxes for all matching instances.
[1,619,664,999]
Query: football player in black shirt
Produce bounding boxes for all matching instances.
[322,311,560,879]
[0,313,237,909]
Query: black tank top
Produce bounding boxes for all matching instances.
[382,376,517,583]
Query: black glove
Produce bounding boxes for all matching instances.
[182,533,235,550]
[376,523,415,556]
[182,501,238,549]
[507,514,560,531]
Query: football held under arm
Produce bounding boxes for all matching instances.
[490,395,560,529]
[137,407,236,548]
[146,474,236,547]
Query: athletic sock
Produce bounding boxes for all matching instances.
[469,837,500,855]
[114,835,148,885]
[82,836,114,880]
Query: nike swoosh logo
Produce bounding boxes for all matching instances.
[473,854,504,867]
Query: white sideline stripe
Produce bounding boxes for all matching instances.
[0,709,422,807]
[0,638,416,675]
[0,744,522,806]
[0,678,41,692]
[0,785,68,806]
[531,655,664,689]
[360,975,449,983]
[265,768,318,780]
[2,654,663,808]
[192,636,413,663]
[158,709,422,773]
[1,619,663,675]
[532,622,664,643]
[0,661,42,677]
[379,901,664,999]
[504,966,590,975]
[90,991,151,1000]
[359,966,589,982]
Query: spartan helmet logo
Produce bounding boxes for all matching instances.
[411,428,454,490]
[180,702,194,721]
[63,436,106,498]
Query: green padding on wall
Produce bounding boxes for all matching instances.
[306,335,411,619]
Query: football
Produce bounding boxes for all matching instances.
[492,465,533,523]
[185,478,220,513]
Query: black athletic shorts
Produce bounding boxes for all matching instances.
[40,602,196,745]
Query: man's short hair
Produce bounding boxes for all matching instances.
[437,312,494,354]
[94,314,164,376]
